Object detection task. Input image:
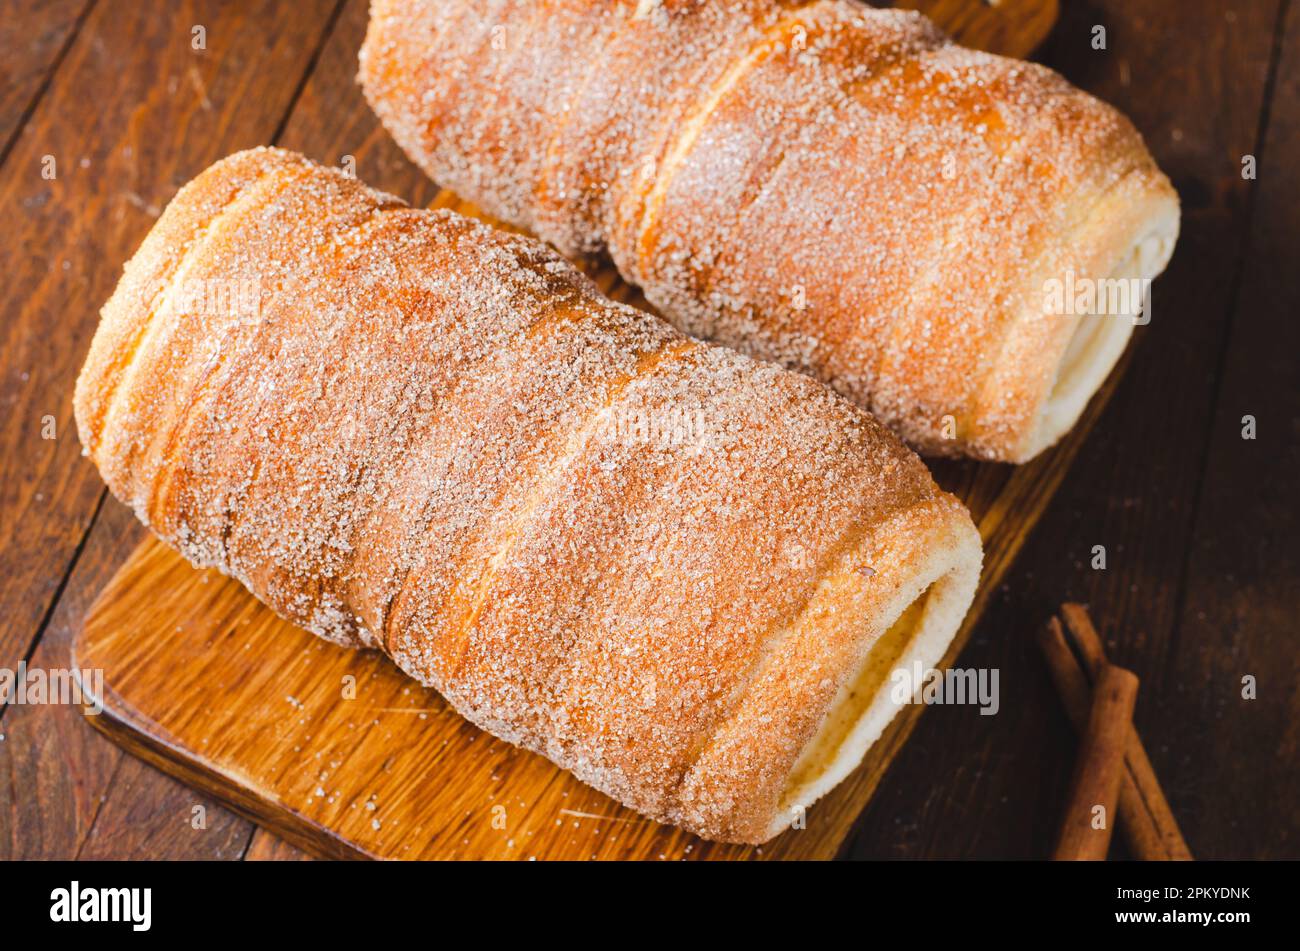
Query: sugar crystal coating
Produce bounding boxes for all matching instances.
[360,0,1178,461]
[75,147,978,842]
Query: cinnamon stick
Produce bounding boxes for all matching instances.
[1037,619,1169,859]
[1060,604,1193,861]
[1053,663,1139,860]
[1060,603,1108,677]
[1037,618,1094,727]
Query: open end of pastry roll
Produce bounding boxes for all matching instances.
[770,514,982,835]
[1025,201,1181,460]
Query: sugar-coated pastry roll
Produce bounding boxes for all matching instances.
[360,0,1180,462]
[75,149,982,842]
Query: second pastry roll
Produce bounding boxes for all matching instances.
[360,0,1181,462]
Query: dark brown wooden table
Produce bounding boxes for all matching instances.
[0,0,1295,860]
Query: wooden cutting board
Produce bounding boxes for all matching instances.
[74,0,1066,860]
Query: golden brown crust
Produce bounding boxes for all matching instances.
[76,148,981,842]
[359,0,1180,462]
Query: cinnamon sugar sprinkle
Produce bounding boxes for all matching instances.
[360,0,1172,459]
[75,145,971,840]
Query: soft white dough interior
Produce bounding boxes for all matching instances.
[1027,210,1179,457]
[777,557,977,822]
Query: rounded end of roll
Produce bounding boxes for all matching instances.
[760,504,983,841]
[1015,190,1181,463]
[673,490,982,845]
